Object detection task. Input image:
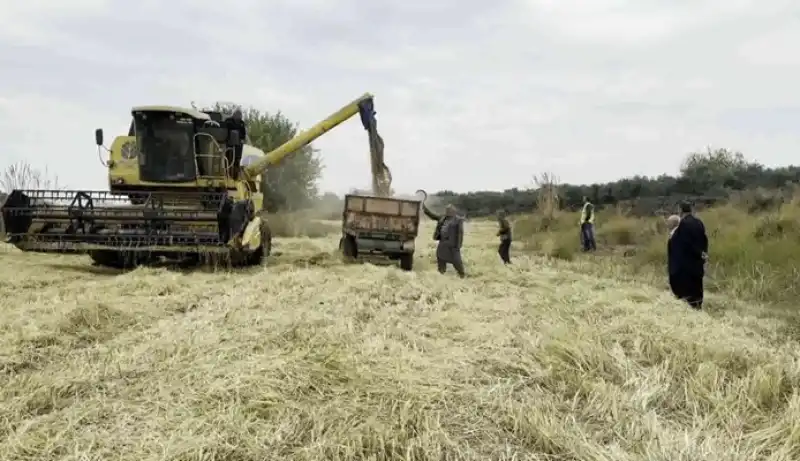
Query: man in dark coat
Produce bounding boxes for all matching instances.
[423,203,466,277]
[224,108,247,179]
[496,210,512,264]
[668,201,709,309]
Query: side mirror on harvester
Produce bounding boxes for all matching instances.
[95,128,104,146]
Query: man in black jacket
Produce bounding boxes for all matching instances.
[668,201,709,309]
[496,210,512,264]
[224,108,247,179]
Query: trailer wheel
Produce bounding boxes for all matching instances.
[399,252,414,271]
[341,235,357,258]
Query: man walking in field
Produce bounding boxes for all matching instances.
[423,203,466,278]
[496,210,512,264]
[579,196,597,252]
[667,202,709,310]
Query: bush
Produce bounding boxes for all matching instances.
[513,213,576,260]
[599,215,646,246]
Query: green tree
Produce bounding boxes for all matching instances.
[680,147,753,192]
[212,103,323,211]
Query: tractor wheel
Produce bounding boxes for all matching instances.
[341,235,357,259]
[399,252,414,271]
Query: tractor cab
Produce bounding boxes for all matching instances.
[131,107,199,183]
[98,105,241,189]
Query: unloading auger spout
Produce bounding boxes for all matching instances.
[242,93,392,196]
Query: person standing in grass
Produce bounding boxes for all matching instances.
[665,214,682,298]
[579,196,597,252]
[496,210,512,264]
[224,108,247,179]
[423,203,466,278]
[667,203,709,310]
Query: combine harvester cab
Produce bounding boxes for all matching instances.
[1,94,392,269]
[340,194,422,271]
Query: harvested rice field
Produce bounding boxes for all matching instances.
[1,220,798,461]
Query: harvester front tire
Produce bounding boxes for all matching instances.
[399,253,414,271]
[89,250,139,269]
[89,250,117,268]
[244,221,272,266]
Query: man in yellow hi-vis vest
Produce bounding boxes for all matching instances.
[579,196,597,252]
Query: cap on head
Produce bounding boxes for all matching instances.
[445,204,456,215]
[679,201,692,214]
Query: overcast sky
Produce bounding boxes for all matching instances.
[1,0,798,195]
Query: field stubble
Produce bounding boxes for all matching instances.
[0,221,799,461]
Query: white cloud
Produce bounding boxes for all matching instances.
[0,0,799,194]
[738,20,800,67]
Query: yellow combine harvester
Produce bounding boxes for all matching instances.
[1,93,392,268]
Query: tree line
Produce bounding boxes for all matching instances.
[427,149,800,217]
[2,101,799,222]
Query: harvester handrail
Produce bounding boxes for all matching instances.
[193,132,230,179]
[194,152,230,179]
[241,93,375,181]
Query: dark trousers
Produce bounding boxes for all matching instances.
[437,256,465,278]
[669,273,703,309]
[227,145,243,179]
[498,239,511,264]
[580,222,597,251]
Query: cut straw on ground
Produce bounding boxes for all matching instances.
[0,221,798,461]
